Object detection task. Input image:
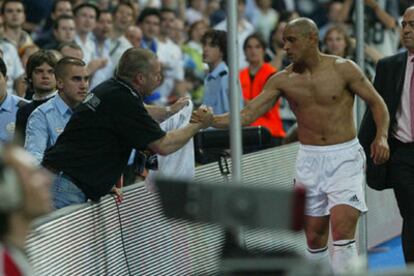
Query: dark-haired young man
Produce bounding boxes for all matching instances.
[14,50,58,143]
[44,15,76,50]
[201,29,243,114]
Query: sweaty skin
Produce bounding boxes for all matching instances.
[208,21,389,164]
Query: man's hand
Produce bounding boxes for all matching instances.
[111,186,123,203]
[191,105,213,129]
[169,96,190,115]
[370,136,389,165]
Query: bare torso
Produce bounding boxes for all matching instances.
[276,55,356,145]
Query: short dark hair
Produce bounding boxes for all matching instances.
[201,29,227,63]
[137,7,161,24]
[160,7,176,17]
[0,57,7,78]
[73,2,100,19]
[1,0,24,15]
[26,50,58,83]
[243,33,267,52]
[114,0,135,16]
[53,14,74,30]
[54,56,85,80]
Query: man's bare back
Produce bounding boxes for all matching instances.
[273,55,356,145]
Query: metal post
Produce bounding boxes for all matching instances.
[227,0,243,183]
[355,0,368,262]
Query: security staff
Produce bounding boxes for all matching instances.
[42,48,213,209]
[0,57,28,143]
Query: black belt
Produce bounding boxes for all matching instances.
[390,138,414,149]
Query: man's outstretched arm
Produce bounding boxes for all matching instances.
[211,75,283,128]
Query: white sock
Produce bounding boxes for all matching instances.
[305,246,330,268]
[332,239,358,275]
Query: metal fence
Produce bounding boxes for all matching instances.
[25,143,401,275]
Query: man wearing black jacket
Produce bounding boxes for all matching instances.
[359,6,414,263]
[43,48,213,209]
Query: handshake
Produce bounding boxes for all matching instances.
[190,105,214,129]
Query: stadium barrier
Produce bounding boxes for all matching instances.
[26,142,401,275]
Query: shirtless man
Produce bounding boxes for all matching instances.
[194,18,390,274]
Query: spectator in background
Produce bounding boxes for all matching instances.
[91,10,114,89]
[182,19,208,105]
[25,57,89,164]
[170,17,186,46]
[16,43,39,99]
[73,2,107,77]
[240,33,285,144]
[323,24,383,81]
[318,1,350,41]
[0,57,27,143]
[0,15,25,96]
[0,144,53,276]
[138,7,161,54]
[109,0,134,66]
[202,30,243,115]
[342,0,400,57]
[156,8,184,105]
[2,0,32,51]
[58,41,83,60]
[34,0,73,48]
[44,15,76,50]
[185,0,205,25]
[125,25,143,48]
[14,50,58,144]
[251,0,279,44]
[42,48,212,209]
[214,0,254,69]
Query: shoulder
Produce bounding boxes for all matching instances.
[11,95,28,108]
[264,67,290,88]
[377,51,407,67]
[329,55,362,75]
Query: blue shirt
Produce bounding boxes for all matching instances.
[202,61,243,115]
[0,94,27,142]
[25,93,73,163]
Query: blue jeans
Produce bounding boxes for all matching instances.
[51,172,87,209]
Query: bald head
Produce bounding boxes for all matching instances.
[286,17,319,38]
[125,25,143,48]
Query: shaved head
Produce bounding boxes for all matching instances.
[286,17,319,38]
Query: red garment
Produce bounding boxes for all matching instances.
[240,63,286,138]
[2,248,22,276]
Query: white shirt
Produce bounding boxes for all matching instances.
[145,101,195,193]
[75,33,96,64]
[156,37,184,103]
[109,35,132,68]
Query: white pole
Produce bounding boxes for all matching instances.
[227,0,243,183]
